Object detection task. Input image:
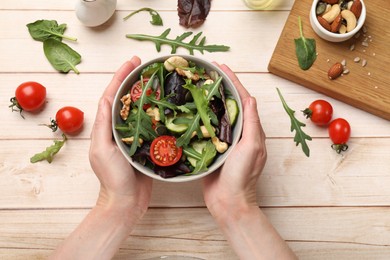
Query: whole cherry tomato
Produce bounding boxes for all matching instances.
[130,78,161,109]
[54,106,84,134]
[303,99,333,126]
[10,81,46,114]
[328,118,351,153]
[150,135,182,167]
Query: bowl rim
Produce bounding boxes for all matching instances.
[310,0,366,41]
[111,54,243,183]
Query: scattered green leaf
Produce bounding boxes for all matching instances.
[126,28,230,55]
[30,134,67,163]
[294,16,316,70]
[43,38,81,74]
[27,20,77,42]
[276,88,312,157]
[123,7,163,26]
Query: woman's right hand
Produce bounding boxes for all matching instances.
[202,63,267,219]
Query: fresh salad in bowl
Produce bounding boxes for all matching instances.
[113,55,242,180]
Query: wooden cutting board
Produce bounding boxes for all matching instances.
[268,0,390,120]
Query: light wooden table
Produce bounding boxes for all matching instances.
[1,0,390,259]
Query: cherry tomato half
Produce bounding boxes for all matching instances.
[150,136,182,167]
[328,118,351,153]
[130,78,161,109]
[11,81,46,112]
[55,106,84,134]
[303,99,333,126]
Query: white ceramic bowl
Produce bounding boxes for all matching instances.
[310,0,366,42]
[112,55,243,182]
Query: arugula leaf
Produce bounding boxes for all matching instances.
[294,16,316,70]
[176,77,223,147]
[126,28,230,55]
[123,7,163,26]
[276,88,312,157]
[30,134,67,163]
[183,79,216,138]
[43,39,81,74]
[127,75,159,156]
[184,141,216,175]
[27,20,77,42]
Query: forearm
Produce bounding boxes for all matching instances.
[213,205,297,260]
[50,202,143,260]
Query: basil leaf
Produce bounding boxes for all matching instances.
[30,134,67,163]
[294,16,316,70]
[43,39,81,74]
[26,20,77,42]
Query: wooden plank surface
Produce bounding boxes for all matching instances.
[1,207,390,259]
[268,0,390,120]
[1,0,390,259]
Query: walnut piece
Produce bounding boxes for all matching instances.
[120,93,131,120]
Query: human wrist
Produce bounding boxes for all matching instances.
[96,190,147,228]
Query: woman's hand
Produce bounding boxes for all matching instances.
[51,57,154,259]
[89,56,153,218]
[203,63,267,219]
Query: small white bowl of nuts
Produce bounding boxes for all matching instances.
[310,0,366,42]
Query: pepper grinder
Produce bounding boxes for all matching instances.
[75,0,117,27]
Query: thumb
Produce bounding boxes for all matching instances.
[91,97,113,147]
[240,97,263,143]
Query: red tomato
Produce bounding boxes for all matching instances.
[11,81,46,112]
[303,99,333,126]
[328,118,351,153]
[130,78,161,109]
[150,136,182,167]
[55,106,84,134]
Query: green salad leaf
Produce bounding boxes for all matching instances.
[183,141,217,175]
[30,134,67,163]
[294,16,316,70]
[43,39,81,74]
[117,74,160,156]
[27,20,77,42]
[123,7,163,26]
[176,77,223,147]
[126,28,230,55]
[276,88,312,157]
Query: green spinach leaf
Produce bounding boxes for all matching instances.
[123,7,163,26]
[30,134,67,163]
[43,39,81,74]
[277,88,312,157]
[27,20,77,42]
[294,16,316,70]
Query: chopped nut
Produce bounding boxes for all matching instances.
[146,107,160,121]
[120,93,131,120]
[362,41,369,47]
[362,59,367,67]
[354,57,361,63]
[349,44,355,51]
[341,59,346,66]
[343,68,350,75]
[122,136,143,145]
[362,26,367,33]
[176,68,200,81]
